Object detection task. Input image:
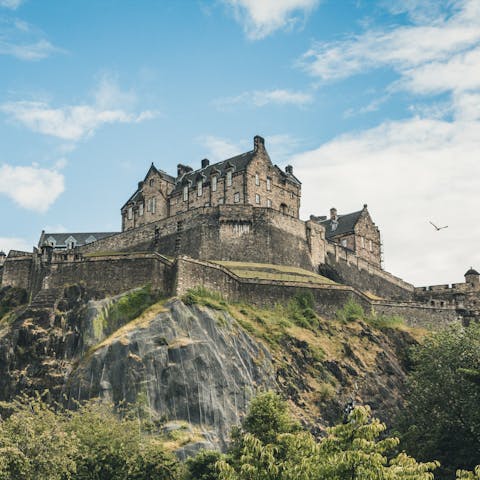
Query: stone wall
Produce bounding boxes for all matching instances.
[323,245,414,300]
[1,255,33,291]
[44,253,173,296]
[80,205,325,271]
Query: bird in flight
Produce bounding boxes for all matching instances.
[429,221,448,231]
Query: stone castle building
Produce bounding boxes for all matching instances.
[121,136,301,231]
[1,135,478,326]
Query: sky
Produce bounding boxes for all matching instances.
[0,0,479,286]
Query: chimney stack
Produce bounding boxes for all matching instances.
[330,208,338,221]
[177,164,193,177]
[254,135,265,152]
[201,158,210,169]
[285,165,293,174]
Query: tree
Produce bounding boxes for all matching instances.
[184,450,223,480]
[397,323,480,477]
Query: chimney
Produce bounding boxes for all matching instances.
[201,158,210,169]
[285,165,293,174]
[254,135,265,152]
[363,203,368,210]
[330,208,338,221]
[177,164,193,177]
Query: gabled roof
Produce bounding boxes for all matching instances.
[314,210,364,239]
[172,150,256,192]
[144,163,175,184]
[39,232,118,247]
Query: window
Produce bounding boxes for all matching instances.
[267,199,272,208]
[149,178,154,186]
[341,239,347,248]
[204,202,210,207]
[197,180,203,196]
[255,173,260,186]
[361,237,365,248]
[148,198,156,214]
[369,240,373,251]
[255,194,260,204]
[266,177,271,191]
[128,207,133,220]
[183,186,188,202]
[139,203,144,216]
[152,198,156,214]
[218,197,224,205]
[234,192,240,203]
[226,170,232,187]
[211,175,217,192]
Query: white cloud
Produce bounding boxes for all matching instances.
[0,237,32,255]
[216,89,313,109]
[0,0,24,9]
[0,17,62,60]
[0,164,64,212]
[300,0,480,93]
[224,0,320,39]
[1,77,157,141]
[197,135,247,162]
[292,115,480,286]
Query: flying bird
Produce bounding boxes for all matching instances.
[429,221,448,231]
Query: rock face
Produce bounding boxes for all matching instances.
[67,299,276,447]
[0,285,419,450]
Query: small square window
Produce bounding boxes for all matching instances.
[234,192,240,203]
[218,197,224,205]
[341,239,347,247]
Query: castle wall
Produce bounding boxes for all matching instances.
[44,253,173,296]
[322,246,414,301]
[175,257,457,328]
[80,205,324,271]
[1,255,33,291]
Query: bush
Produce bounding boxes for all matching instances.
[336,299,364,322]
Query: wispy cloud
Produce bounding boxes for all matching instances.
[0,237,32,255]
[1,76,157,141]
[224,0,320,39]
[300,0,480,94]
[0,0,24,9]
[0,164,65,212]
[216,88,313,110]
[0,17,62,60]
[197,135,247,161]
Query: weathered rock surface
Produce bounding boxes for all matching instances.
[0,285,419,450]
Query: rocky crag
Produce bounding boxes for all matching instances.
[0,284,422,453]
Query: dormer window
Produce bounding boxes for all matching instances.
[65,236,77,250]
[197,180,203,196]
[211,175,217,192]
[226,170,232,187]
[183,185,188,202]
[331,220,338,231]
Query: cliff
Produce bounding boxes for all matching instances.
[0,284,422,453]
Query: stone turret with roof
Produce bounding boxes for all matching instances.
[310,204,382,267]
[465,267,480,288]
[121,135,301,231]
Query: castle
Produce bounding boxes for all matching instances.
[0,136,478,326]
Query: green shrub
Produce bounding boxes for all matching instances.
[336,299,365,322]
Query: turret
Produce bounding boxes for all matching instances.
[465,267,480,288]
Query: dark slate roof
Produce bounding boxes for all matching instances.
[314,210,363,239]
[172,150,256,192]
[39,232,118,247]
[465,267,479,276]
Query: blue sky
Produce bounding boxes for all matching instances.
[1,0,479,285]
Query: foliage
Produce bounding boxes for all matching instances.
[336,298,365,322]
[182,287,228,310]
[184,450,223,480]
[397,322,480,478]
[0,286,27,322]
[218,393,438,480]
[457,466,480,479]
[0,395,180,480]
